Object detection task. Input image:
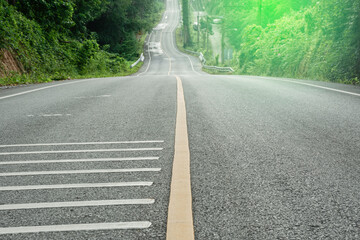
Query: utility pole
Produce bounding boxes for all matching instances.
[182,0,191,46]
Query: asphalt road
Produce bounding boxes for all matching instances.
[1,0,360,239]
[184,75,360,239]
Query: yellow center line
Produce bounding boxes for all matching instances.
[166,76,194,240]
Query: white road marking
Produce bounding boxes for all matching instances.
[0,168,161,176]
[0,199,155,210]
[0,140,164,148]
[164,45,172,76]
[258,77,360,97]
[156,26,172,76]
[0,221,152,234]
[0,148,163,155]
[0,182,153,191]
[168,13,202,76]
[27,114,72,117]
[0,79,92,100]
[74,95,111,99]
[0,157,159,165]
[137,31,153,76]
[42,114,64,117]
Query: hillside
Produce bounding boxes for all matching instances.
[0,0,163,86]
[200,0,360,84]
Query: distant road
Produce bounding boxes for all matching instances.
[1,0,360,239]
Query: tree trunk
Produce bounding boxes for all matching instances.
[182,0,191,46]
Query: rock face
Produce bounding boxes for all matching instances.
[0,49,23,77]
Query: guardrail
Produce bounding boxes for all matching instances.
[130,53,145,68]
[202,65,234,72]
[183,49,199,56]
[183,48,234,72]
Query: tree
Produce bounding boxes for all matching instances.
[11,0,75,33]
[87,0,163,59]
[71,0,109,39]
[182,0,191,46]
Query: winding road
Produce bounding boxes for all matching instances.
[1,0,360,239]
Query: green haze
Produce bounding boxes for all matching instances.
[206,0,359,84]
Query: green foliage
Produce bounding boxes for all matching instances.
[88,0,164,58]
[1,1,47,73]
[77,39,99,72]
[0,0,163,85]
[182,0,192,46]
[71,0,108,38]
[10,0,75,33]
[205,0,360,84]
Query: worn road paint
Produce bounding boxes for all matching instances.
[166,76,194,240]
[74,95,111,99]
[0,79,92,100]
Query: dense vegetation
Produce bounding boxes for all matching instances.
[0,0,163,85]
[182,0,192,46]
[203,0,359,84]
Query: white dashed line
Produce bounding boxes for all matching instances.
[74,95,111,99]
[42,114,63,117]
[26,114,72,117]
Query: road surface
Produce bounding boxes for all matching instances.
[1,0,360,239]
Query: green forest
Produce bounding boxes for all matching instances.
[203,0,360,84]
[0,0,163,85]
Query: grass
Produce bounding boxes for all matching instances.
[0,63,143,87]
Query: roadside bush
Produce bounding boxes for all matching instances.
[1,0,164,85]
[77,39,99,73]
[235,2,359,83]
[206,0,359,84]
